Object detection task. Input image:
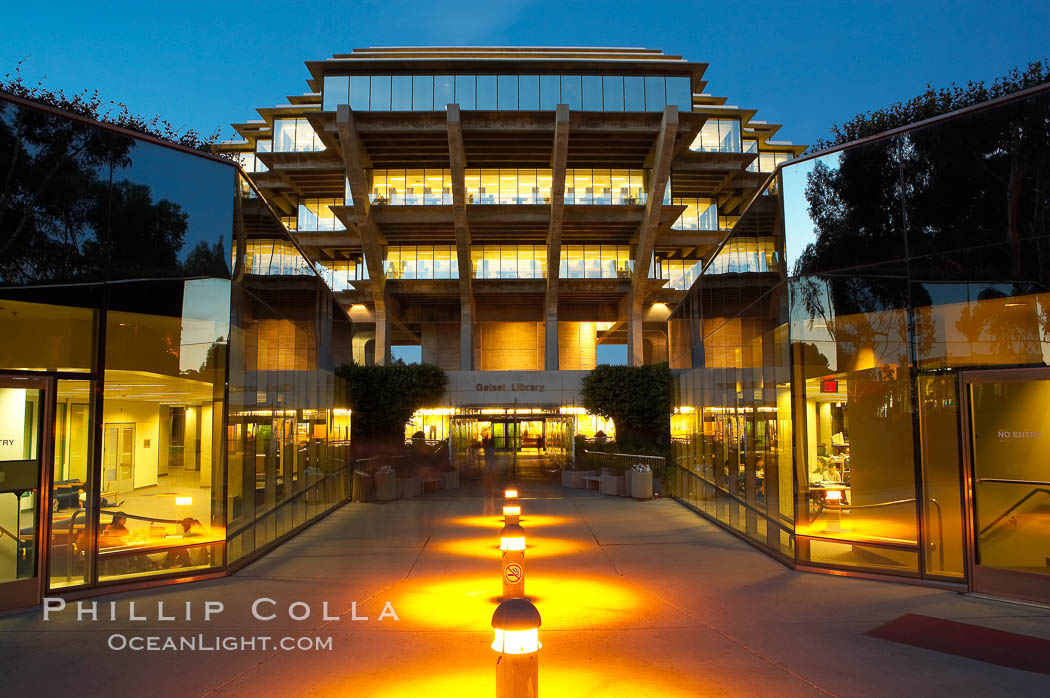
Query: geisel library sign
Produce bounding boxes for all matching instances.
[446,371,588,406]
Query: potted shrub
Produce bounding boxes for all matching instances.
[374,464,397,501]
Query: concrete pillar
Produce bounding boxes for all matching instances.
[375,302,391,365]
[626,292,644,366]
[460,300,474,371]
[544,305,558,371]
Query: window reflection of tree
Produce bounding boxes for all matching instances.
[793,92,1050,356]
[0,99,225,285]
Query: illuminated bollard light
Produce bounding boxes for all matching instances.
[491,597,541,698]
[503,503,521,525]
[504,488,519,499]
[500,523,526,599]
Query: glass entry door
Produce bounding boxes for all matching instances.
[965,370,1050,603]
[0,376,48,612]
[492,421,520,451]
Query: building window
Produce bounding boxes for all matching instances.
[296,199,345,231]
[369,169,453,205]
[653,257,701,290]
[471,245,547,279]
[671,197,719,230]
[316,73,694,113]
[565,169,648,204]
[559,245,632,279]
[273,118,325,153]
[385,246,459,279]
[244,240,315,277]
[314,257,368,292]
[462,169,553,205]
[704,237,779,275]
[691,118,742,153]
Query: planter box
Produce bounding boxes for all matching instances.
[562,469,596,489]
[397,476,423,498]
[374,472,397,501]
[440,470,459,490]
[599,473,625,496]
[628,470,653,500]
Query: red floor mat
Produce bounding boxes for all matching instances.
[865,613,1050,675]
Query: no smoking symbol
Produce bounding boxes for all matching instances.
[504,563,523,584]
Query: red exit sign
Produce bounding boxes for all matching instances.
[820,378,839,393]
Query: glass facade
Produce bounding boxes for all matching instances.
[670,85,1050,594]
[0,95,352,603]
[386,246,459,279]
[672,197,720,230]
[273,118,325,153]
[323,73,693,112]
[559,245,633,279]
[366,168,654,206]
[473,245,548,279]
[297,198,346,231]
[691,118,742,152]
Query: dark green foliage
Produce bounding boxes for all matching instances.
[581,362,671,455]
[337,361,448,454]
[2,60,222,152]
[815,60,1050,150]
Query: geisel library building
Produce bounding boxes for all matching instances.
[1,45,1049,613]
[220,46,803,455]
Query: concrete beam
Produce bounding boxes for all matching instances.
[337,105,397,364]
[447,104,476,370]
[545,104,570,371]
[629,105,679,365]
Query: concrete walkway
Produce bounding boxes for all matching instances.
[2,476,1049,697]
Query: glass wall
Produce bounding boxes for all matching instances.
[0,94,354,606]
[244,239,318,277]
[706,237,779,275]
[472,245,547,279]
[565,169,649,205]
[323,73,693,112]
[315,258,369,292]
[672,197,719,230]
[371,170,453,205]
[273,118,325,153]
[365,168,653,205]
[672,85,1050,589]
[654,258,702,290]
[297,198,346,231]
[691,118,742,153]
[386,246,459,279]
[559,245,632,279]
[466,169,552,205]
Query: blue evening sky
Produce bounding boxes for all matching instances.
[1,1,1047,147]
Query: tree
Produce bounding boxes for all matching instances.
[336,361,448,455]
[814,60,1050,150]
[581,362,671,455]
[796,63,1050,355]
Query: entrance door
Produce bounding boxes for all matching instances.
[492,421,520,451]
[0,376,49,612]
[964,369,1050,603]
[103,424,135,494]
